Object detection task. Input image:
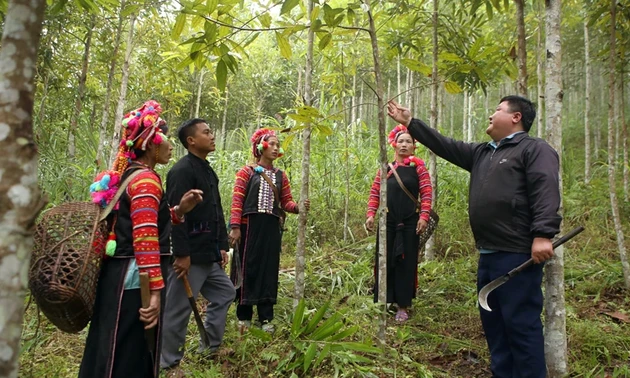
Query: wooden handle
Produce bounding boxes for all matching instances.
[139,272,151,309]
[182,275,194,298]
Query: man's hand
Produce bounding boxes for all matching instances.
[173,256,191,279]
[229,228,241,247]
[387,100,412,126]
[531,237,554,263]
[416,218,428,235]
[138,290,161,329]
[177,189,204,215]
[365,216,375,232]
[220,250,229,268]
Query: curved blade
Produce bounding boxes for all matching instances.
[478,275,509,312]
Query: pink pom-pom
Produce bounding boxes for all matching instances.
[127,118,138,129]
[153,133,163,145]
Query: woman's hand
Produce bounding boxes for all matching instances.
[139,290,161,329]
[303,199,311,212]
[416,218,428,235]
[365,216,375,232]
[229,228,241,247]
[177,189,204,215]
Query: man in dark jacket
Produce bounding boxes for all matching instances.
[160,118,235,374]
[388,96,561,378]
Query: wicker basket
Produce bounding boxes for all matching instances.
[418,209,440,247]
[29,202,108,333]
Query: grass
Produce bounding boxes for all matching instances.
[19,216,630,377]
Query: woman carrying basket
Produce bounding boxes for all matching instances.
[228,128,309,335]
[79,100,202,378]
[365,124,433,323]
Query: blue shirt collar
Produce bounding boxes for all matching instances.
[488,131,525,149]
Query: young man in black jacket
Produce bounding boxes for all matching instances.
[388,96,561,378]
[160,119,235,375]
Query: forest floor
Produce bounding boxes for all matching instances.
[19,230,630,378]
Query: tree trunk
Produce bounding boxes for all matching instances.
[543,0,568,375]
[584,18,591,184]
[462,91,468,140]
[0,0,47,375]
[397,55,401,99]
[425,0,439,261]
[408,71,415,114]
[68,16,95,159]
[359,81,364,122]
[536,3,544,138]
[195,69,205,118]
[467,93,474,142]
[595,70,603,160]
[621,70,628,200]
[109,14,137,167]
[293,0,314,306]
[605,2,630,288]
[221,88,229,151]
[345,75,357,241]
[515,0,528,97]
[366,0,388,345]
[96,0,125,169]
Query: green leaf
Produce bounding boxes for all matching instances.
[310,5,320,23]
[444,80,463,94]
[280,0,300,15]
[319,33,332,50]
[216,59,227,92]
[347,8,355,24]
[490,0,500,11]
[292,299,306,336]
[303,343,317,372]
[204,22,217,45]
[313,344,330,368]
[297,105,320,118]
[260,13,272,28]
[121,4,140,17]
[304,302,329,334]
[172,13,187,40]
[206,0,217,13]
[311,19,323,32]
[485,1,493,20]
[338,342,381,354]
[470,0,482,15]
[326,325,358,342]
[249,326,273,341]
[288,113,312,123]
[275,32,292,59]
[439,52,463,62]
[401,59,432,75]
[316,124,333,136]
[49,0,69,14]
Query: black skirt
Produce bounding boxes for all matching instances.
[78,256,168,378]
[231,213,282,305]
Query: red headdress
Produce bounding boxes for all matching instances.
[251,128,283,159]
[388,124,409,148]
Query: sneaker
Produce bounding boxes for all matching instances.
[395,309,409,323]
[238,320,252,335]
[163,365,186,378]
[261,322,275,334]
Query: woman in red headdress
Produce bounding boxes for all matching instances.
[79,100,202,378]
[365,124,433,323]
[228,128,309,334]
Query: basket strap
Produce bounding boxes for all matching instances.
[98,170,145,222]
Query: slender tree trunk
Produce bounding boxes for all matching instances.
[194,69,205,118]
[359,81,364,122]
[595,71,603,160]
[467,93,474,142]
[536,5,545,138]
[221,88,229,151]
[109,14,137,167]
[293,0,314,306]
[397,55,401,99]
[97,0,125,168]
[621,71,628,200]
[462,91,468,140]
[68,16,94,159]
[515,0,528,97]
[0,0,47,375]
[584,18,591,184]
[605,2,630,288]
[345,75,357,241]
[387,79,391,104]
[366,0,388,345]
[543,0,568,375]
[408,71,415,114]
[425,0,439,261]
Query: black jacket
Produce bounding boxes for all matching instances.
[166,153,228,264]
[408,118,562,253]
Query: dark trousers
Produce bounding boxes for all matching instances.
[237,303,274,323]
[477,252,546,378]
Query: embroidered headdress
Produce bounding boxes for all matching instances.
[251,128,284,159]
[388,124,422,167]
[90,100,165,209]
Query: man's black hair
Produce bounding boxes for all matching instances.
[499,95,537,132]
[177,118,207,149]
